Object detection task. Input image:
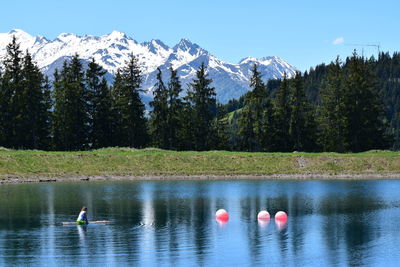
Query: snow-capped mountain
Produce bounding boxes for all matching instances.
[0,29,297,103]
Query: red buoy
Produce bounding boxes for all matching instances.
[274,211,288,221]
[215,209,229,222]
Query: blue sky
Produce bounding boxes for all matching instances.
[1,0,398,71]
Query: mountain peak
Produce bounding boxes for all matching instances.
[175,38,198,50]
[238,56,282,65]
[143,39,170,53]
[173,38,207,58]
[238,56,257,65]
[107,30,128,40]
[55,33,80,44]
[8,29,32,39]
[9,29,28,34]
[179,37,192,44]
[0,29,297,103]
[34,35,49,44]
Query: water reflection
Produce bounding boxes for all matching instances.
[257,219,270,228]
[275,220,287,231]
[77,225,87,242]
[216,218,228,226]
[0,180,399,266]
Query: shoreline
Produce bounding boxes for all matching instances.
[2,173,400,184]
[0,149,399,184]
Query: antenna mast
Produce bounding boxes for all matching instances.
[345,43,381,55]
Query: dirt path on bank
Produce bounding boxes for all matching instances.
[1,173,400,184]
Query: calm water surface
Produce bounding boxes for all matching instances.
[0,180,400,266]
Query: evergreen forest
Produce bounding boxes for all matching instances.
[1,36,399,152]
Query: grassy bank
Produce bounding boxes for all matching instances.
[0,147,399,179]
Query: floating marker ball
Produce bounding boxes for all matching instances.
[274,211,288,221]
[257,210,270,220]
[215,209,229,221]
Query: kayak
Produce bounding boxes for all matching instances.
[61,221,111,225]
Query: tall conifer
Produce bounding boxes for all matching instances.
[343,51,387,151]
[149,68,169,148]
[318,57,346,152]
[289,72,317,151]
[273,73,292,151]
[0,36,23,148]
[110,70,124,146]
[187,63,216,151]
[53,54,88,150]
[111,53,147,148]
[20,52,52,149]
[178,95,195,150]
[239,65,274,151]
[167,67,184,150]
[86,58,112,148]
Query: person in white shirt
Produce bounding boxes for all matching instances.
[76,206,89,225]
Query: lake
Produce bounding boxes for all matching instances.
[0,180,400,266]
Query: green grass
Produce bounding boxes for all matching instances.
[0,148,399,179]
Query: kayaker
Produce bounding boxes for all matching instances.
[76,206,89,225]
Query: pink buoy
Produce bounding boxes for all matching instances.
[215,209,229,222]
[275,211,288,221]
[257,210,270,220]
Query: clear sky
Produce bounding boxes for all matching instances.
[1,0,399,71]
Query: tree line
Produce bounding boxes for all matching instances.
[0,36,396,152]
[231,54,389,153]
[223,52,400,152]
[0,36,220,151]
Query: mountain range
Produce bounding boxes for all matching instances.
[0,29,297,103]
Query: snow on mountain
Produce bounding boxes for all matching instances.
[0,29,297,103]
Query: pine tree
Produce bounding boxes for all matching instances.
[53,54,88,151]
[187,63,216,150]
[86,58,112,148]
[289,72,317,151]
[41,77,53,149]
[238,65,274,151]
[111,53,147,148]
[20,52,52,149]
[252,65,275,151]
[0,36,23,148]
[110,70,124,147]
[166,67,184,150]
[273,73,292,151]
[177,96,195,150]
[377,52,399,150]
[318,57,347,152]
[149,68,169,148]
[52,68,65,150]
[0,37,52,149]
[343,51,387,151]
